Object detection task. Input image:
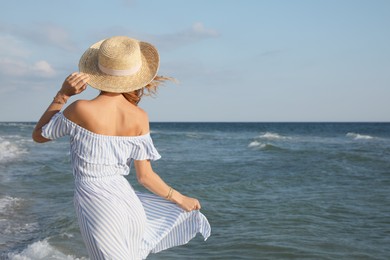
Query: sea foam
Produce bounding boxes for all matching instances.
[257,132,287,140]
[248,141,283,151]
[0,196,39,236]
[248,141,267,149]
[7,239,86,260]
[0,137,27,163]
[0,195,22,211]
[248,132,288,150]
[346,132,374,140]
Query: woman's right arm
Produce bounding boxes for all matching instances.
[32,72,89,143]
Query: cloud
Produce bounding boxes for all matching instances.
[38,23,77,51]
[33,60,56,77]
[0,35,30,58]
[0,22,77,52]
[0,58,56,78]
[153,22,219,51]
[0,33,57,78]
[191,22,219,37]
[0,23,71,94]
[0,57,58,95]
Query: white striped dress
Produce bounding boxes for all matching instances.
[42,112,210,259]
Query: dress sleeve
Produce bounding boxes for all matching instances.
[132,134,162,161]
[41,112,73,140]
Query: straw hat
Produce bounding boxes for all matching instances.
[78,36,159,93]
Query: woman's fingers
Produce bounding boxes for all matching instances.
[69,73,89,86]
[61,72,89,96]
[181,197,201,212]
[74,74,89,92]
[193,202,201,211]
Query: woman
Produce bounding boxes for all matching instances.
[32,36,210,259]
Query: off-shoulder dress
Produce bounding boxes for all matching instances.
[42,112,210,259]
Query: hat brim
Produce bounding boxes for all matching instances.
[78,39,159,93]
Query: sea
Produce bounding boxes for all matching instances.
[1,121,389,260]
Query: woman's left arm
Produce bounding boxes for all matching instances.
[32,72,89,143]
[134,159,201,212]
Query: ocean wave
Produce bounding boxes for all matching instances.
[248,141,283,151]
[7,239,87,260]
[0,195,22,211]
[346,132,374,140]
[0,196,39,236]
[248,132,289,151]
[248,141,266,149]
[257,132,288,140]
[0,137,28,163]
[1,220,39,236]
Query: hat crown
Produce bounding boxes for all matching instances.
[98,36,142,75]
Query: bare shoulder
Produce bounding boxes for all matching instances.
[137,107,151,134]
[63,98,151,136]
[63,100,92,125]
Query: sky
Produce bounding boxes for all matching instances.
[0,0,389,122]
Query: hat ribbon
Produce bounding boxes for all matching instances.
[98,62,142,77]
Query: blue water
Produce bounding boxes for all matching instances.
[1,122,390,259]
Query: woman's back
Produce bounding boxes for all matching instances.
[63,92,149,137]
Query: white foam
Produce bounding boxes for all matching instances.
[2,220,40,235]
[0,196,22,211]
[258,132,287,140]
[7,239,86,260]
[0,137,28,163]
[0,196,39,235]
[346,132,374,140]
[248,141,266,149]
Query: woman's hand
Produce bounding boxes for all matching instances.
[174,194,202,212]
[59,72,89,98]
